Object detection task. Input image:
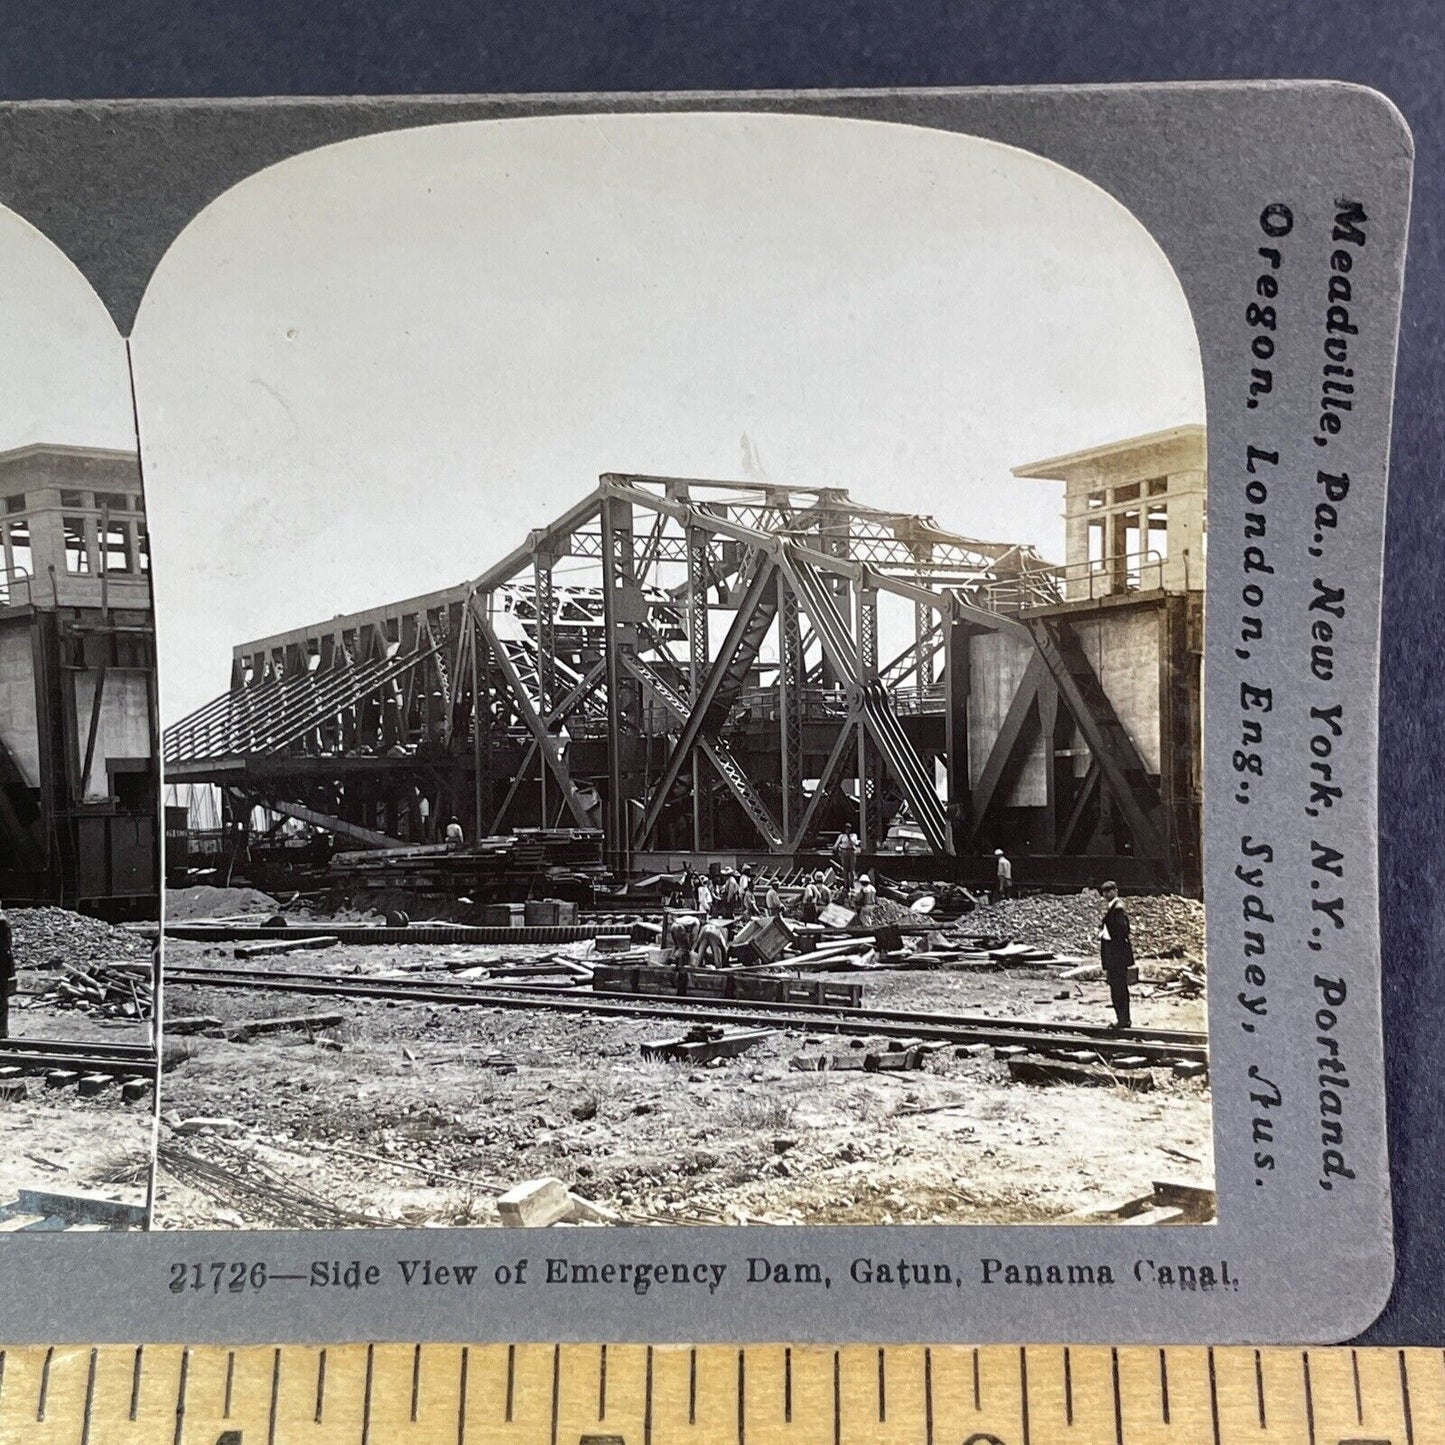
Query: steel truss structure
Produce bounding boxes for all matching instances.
[164,475,1202,889]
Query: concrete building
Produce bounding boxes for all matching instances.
[955,424,1207,884]
[1016,424,1208,600]
[0,444,157,915]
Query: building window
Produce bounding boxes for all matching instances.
[102,517,131,573]
[4,494,24,514]
[1146,501,1169,560]
[1147,477,1169,496]
[137,521,150,573]
[6,520,31,577]
[64,517,90,573]
[95,491,130,512]
[1114,482,1141,503]
[60,489,86,508]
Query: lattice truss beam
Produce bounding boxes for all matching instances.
[164,474,1178,867]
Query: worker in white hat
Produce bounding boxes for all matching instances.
[994,848,1012,901]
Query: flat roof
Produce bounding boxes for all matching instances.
[0,442,140,467]
[1011,424,1206,481]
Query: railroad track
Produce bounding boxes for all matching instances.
[165,962,1207,1063]
[0,1036,157,1079]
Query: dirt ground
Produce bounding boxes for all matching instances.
[155,935,1210,1231]
[2,964,154,1218]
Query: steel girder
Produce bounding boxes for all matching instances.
[779,547,955,856]
[631,553,782,850]
[167,471,1194,877]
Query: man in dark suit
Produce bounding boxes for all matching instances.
[1098,881,1134,1030]
[0,901,13,1040]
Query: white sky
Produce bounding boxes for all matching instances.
[0,208,135,453]
[130,112,1204,723]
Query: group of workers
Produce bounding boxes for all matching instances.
[673,861,880,924]
[664,850,1137,1029]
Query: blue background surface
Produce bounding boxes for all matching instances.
[0,0,1438,1343]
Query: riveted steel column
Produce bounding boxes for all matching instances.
[686,513,711,852]
[777,569,804,847]
[856,584,880,852]
[533,547,556,826]
[942,595,971,856]
[601,495,640,871]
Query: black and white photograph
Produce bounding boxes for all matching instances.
[0,208,159,1232]
[144,112,1211,1231]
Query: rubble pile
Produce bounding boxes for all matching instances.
[956,890,1206,961]
[10,906,153,965]
[165,886,281,921]
[860,896,927,928]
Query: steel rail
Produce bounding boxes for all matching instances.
[0,1040,158,1078]
[0,1036,153,1060]
[165,964,1206,1062]
[165,961,1203,1046]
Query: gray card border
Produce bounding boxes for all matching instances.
[0,81,1414,1344]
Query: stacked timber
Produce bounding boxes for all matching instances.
[328,828,606,897]
[29,959,154,1021]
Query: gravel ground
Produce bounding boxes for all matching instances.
[154,934,1211,1231]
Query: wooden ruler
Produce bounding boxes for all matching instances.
[0,1344,1437,1444]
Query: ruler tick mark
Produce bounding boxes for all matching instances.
[1019,1346,1031,1445]
[784,1347,792,1423]
[550,1344,561,1445]
[645,1346,654,1445]
[973,1347,981,1411]
[737,1348,746,1445]
[505,1344,515,1422]
[1064,1347,1074,1426]
[1255,1349,1267,1430]
[924,1348,934,1445]
[175,1348,191,1445]
[267,1347,280,1445]
[878,1347,886,1422]
[832,1352,841,1445]
[689,1348,697,1426]
[223,1351,234,1419]
[1303,1350,1316,1445]
[457,1346,470,1445]
[411,1344,422,1422]
[599,1343,607,1419]
[1399,1350,1415,1445]
[1207,1348,1221,1445]
[130,1344,144,1422]
[1351,1348,1362,1423]
[80,1347,97,1445]
[361,1343,375,1445]
[36,1344,52,1421]
[1158,1349,1170,1423]
[1111,1347,1123,1445]
[316,1347,328,1423]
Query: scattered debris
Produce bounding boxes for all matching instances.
[234,935,340,959]
[496,1176,609,1227]
[28,958,153,1021]
[641,1027,774,1065]
[230,1012,345,1042]
[1007,1057,1156,1092]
